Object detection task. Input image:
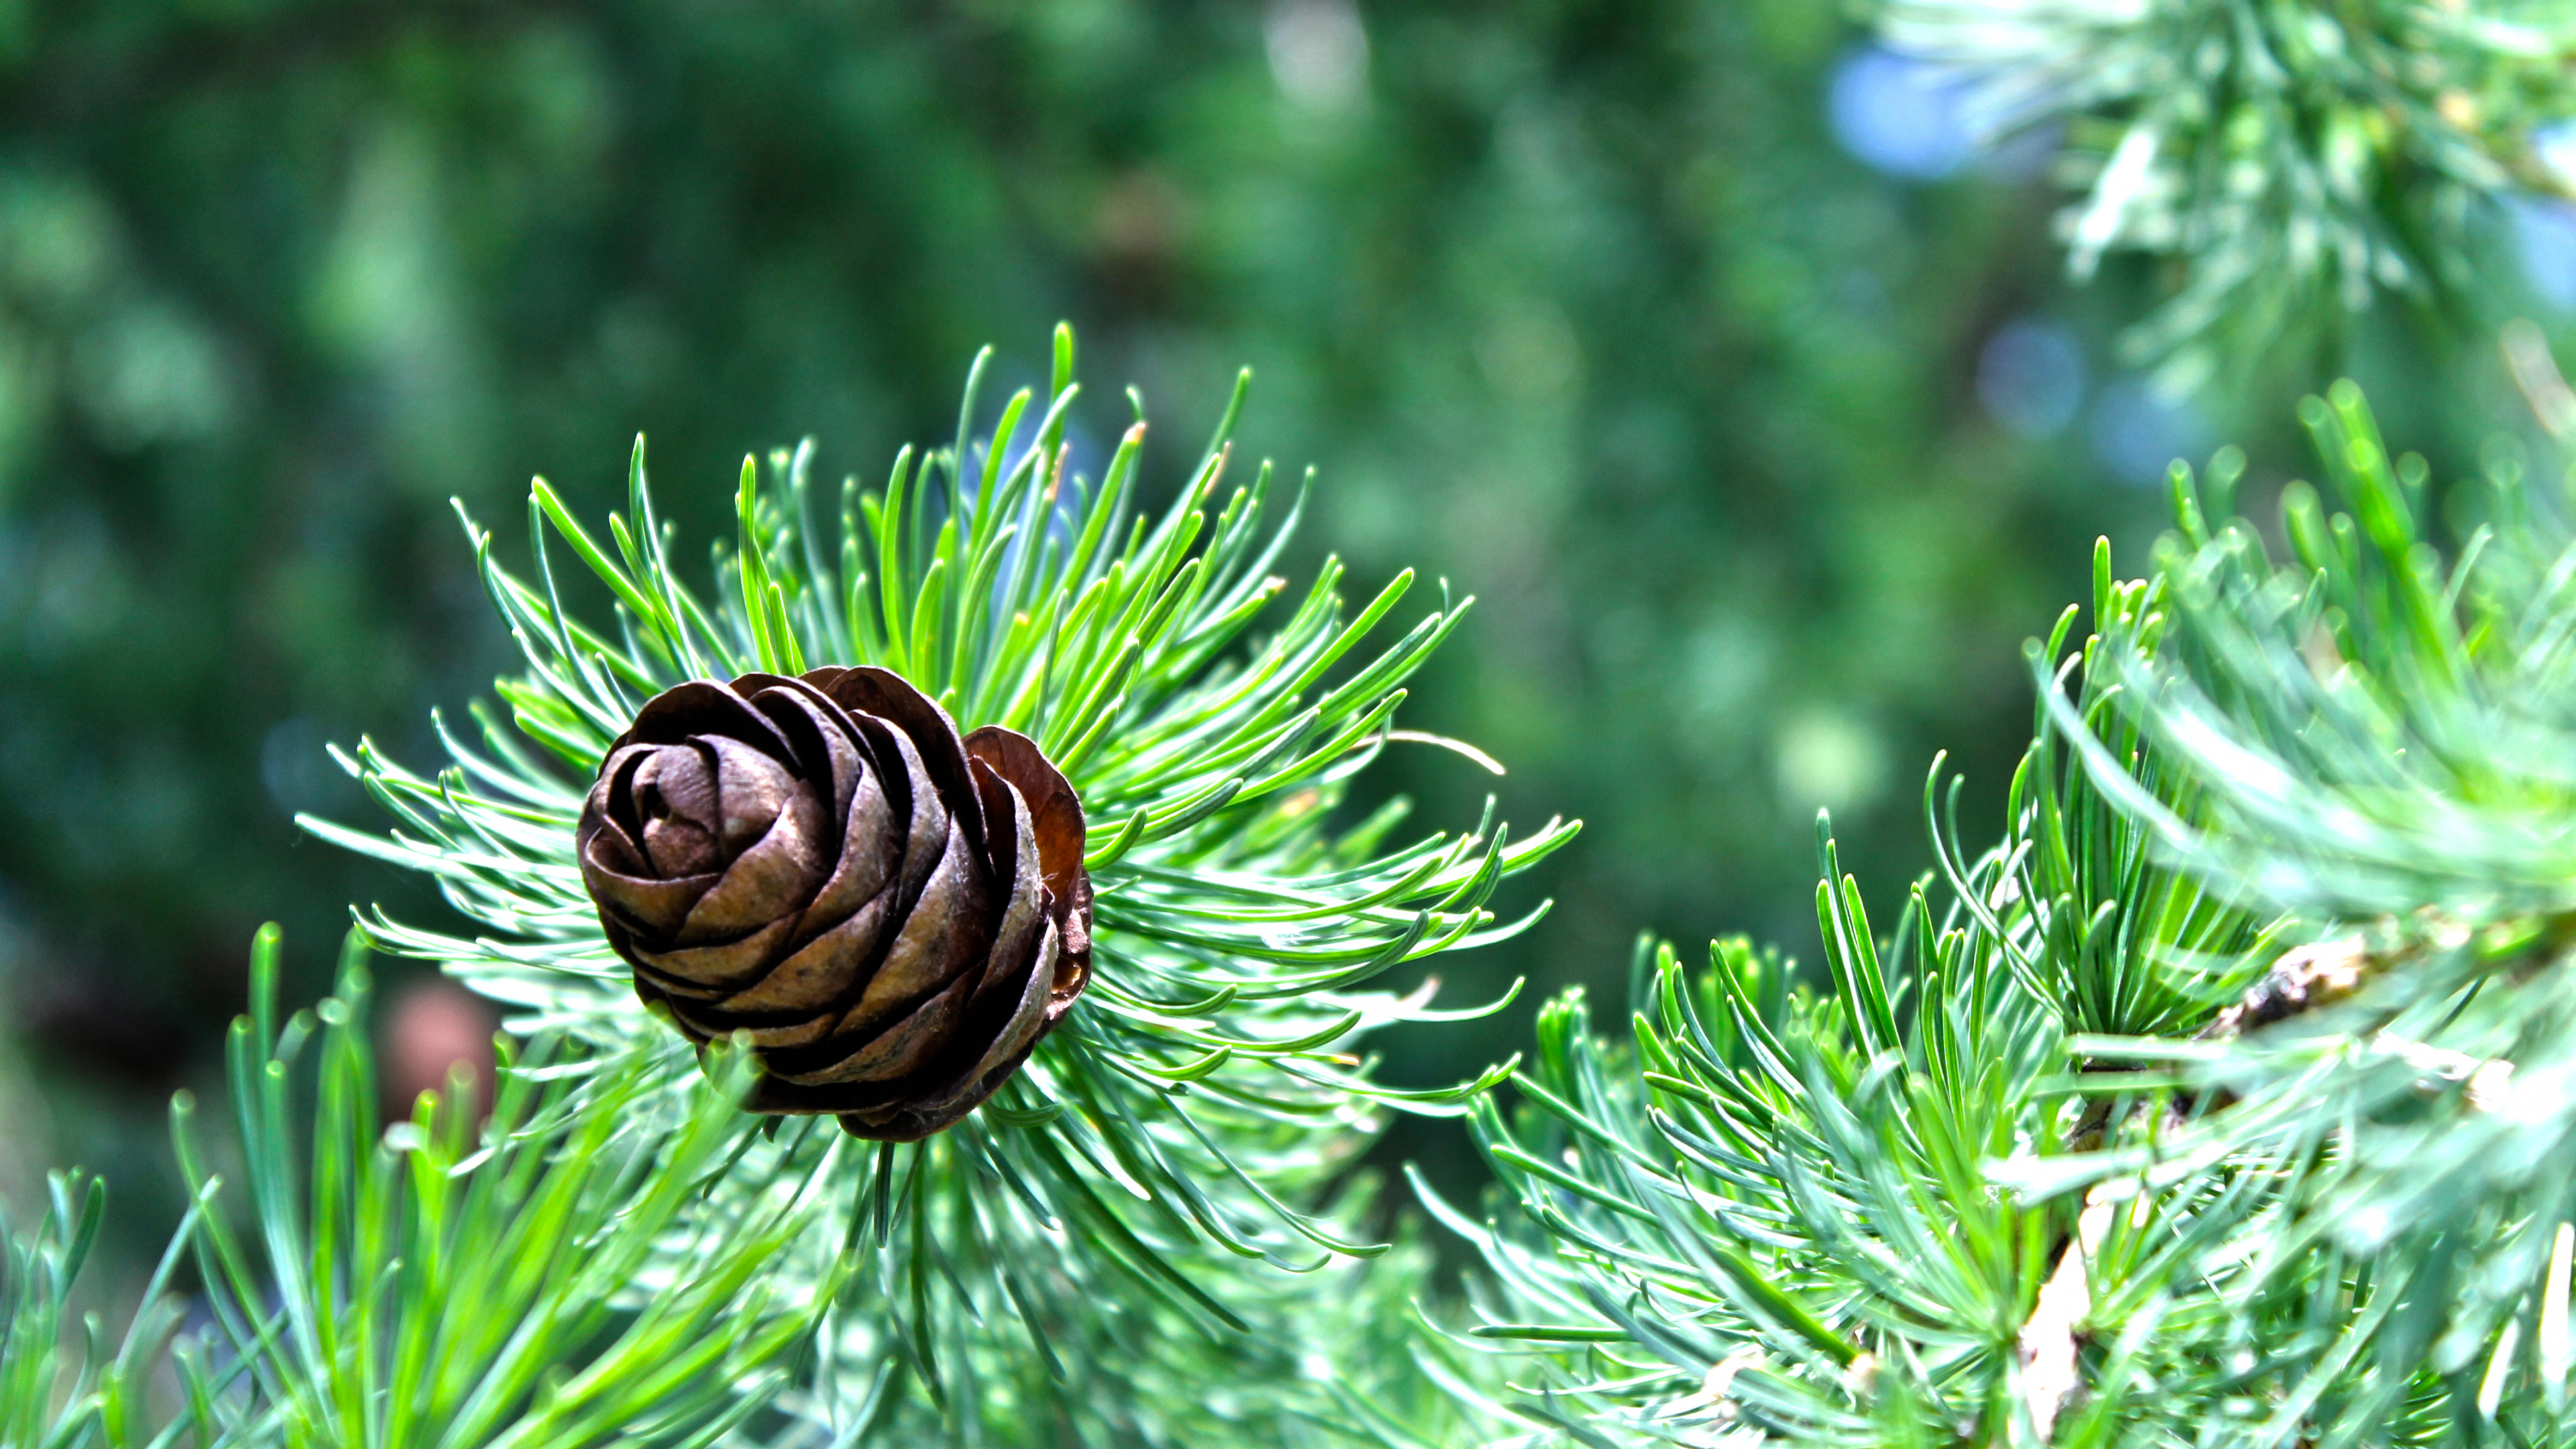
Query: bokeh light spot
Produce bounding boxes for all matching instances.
[1827,46,1976,180]
[1977,317,2086,437]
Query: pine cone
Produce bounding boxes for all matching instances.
[575,666,1093,1140]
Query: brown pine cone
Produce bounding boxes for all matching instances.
[574,665,1093,1140]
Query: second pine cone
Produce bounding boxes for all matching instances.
[574,665,1093,1140]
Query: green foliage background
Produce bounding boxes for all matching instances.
[0,0,2556,1270]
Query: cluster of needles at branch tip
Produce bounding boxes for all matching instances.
[288,326,1575,1438]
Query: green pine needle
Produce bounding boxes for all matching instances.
[0,1169,207,1449]
[168,926,833,1449]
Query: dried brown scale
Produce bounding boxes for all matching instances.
[574,665,1092,1141]
[2199,935,2370,1040]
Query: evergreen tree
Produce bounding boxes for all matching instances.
[17,1,2576,1445]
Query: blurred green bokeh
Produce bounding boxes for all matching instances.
[0,1,2549,1244]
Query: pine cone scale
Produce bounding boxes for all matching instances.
[578,841,712,940]
[711,894,893,1017]
[776,773,1044,1087]
[812,665,990,859]
[861,720,958,911]
[795,766,897,929]
[670,792,826,944]
[847,824,991,1022]
[577,665,1092,1140]
[936,918,1065,1101]
[975,782,1050,1002]
[641,914,805,993]
[967,727,1092,960]
[627,744,723,872]
[796,969,979,1085]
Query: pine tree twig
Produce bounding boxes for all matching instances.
[2199,934,2370,1039]
[2367,1030,2518,1112]
[2018,1188,2121,1442]
[1644,1346,1764,1425]
[2504,319,2576,441]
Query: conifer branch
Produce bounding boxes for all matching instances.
[1880,0,2576,383]
[301,327,1573,1439]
